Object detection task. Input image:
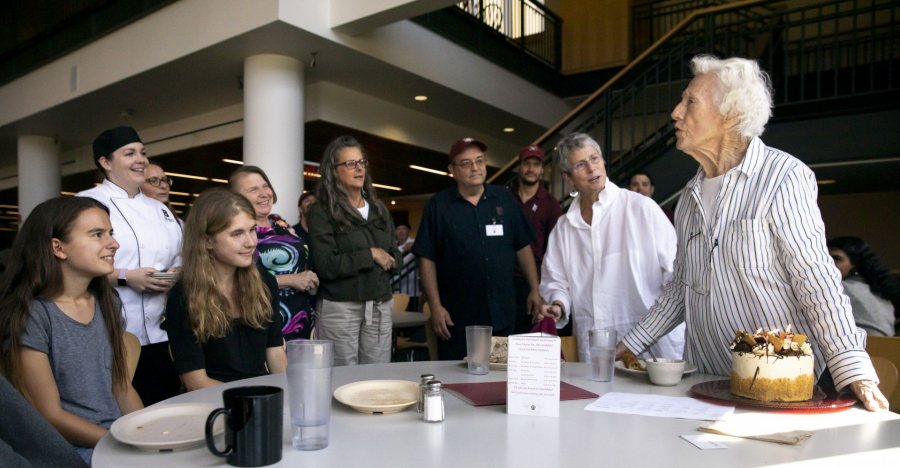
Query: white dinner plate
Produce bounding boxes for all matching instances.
[333,380,418,414]
[615,359,698,376]
[110,403,223,452]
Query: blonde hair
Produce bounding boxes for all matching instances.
[182,188,272,341]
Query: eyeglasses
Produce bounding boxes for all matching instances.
[571,154,603,173]
[145,176,173,187]
[336,159,368,170]
[454,157,487,170]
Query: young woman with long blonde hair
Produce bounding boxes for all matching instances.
[164,188,287,390]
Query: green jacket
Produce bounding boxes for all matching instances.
[308,200,402,302]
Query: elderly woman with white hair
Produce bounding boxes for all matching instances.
[618,55,887,411]
[538,132,685,363]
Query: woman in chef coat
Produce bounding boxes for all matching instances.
[77,126,183,405]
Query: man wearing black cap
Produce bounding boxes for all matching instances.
[510,145,562,334]
[413,138,542,359]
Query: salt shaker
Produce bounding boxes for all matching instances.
[417,374,435,413]
[423,380,444,423]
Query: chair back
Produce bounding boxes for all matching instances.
[422,303,439,361]
[123,332,141,383]
[560,336,579,363]
[866,336,900,412]
[392,293,410,313]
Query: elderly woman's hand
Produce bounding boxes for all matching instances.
[850,380,889,411]
[537,302,563,322]
[370,247,395,271]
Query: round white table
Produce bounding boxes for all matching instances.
[94,361,900,467]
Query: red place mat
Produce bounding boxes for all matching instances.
[443,381,598,406]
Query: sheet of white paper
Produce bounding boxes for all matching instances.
[507,334,561,417]
[680,434,729,450]
[584,392,734,421]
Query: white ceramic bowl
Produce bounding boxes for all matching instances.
[645,358,686,386]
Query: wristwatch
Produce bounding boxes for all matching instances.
[118,269,128,287]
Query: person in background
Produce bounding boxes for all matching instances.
[230,166,318,340]
[395,224,415,256]
[164,189,287,390]
[293,192,316,245]
[308,135,402,366]
[77,126,182,406]
[618,55,887,411]
[141,163,180,222]
[828,236,898,337]
[537,134,684,362]
[414,138,541,360]
[628,171,655,197]
[510,145,562,334]
[0,197,143,464]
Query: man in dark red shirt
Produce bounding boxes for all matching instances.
[510,145,563,333]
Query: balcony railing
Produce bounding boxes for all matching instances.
[489,0,900,199]
[454,0,563,69]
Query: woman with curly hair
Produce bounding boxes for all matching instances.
[164,188,287,390]
[308,135,402,365]
[0,197,143,463]
[828,236,899,337]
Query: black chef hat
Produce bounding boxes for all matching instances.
[92,126,143,169]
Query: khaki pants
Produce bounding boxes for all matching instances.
[317,299,393,366]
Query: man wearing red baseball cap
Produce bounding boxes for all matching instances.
[510,145,562,334]
[413,138,542,359]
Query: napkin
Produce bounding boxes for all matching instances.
[698,420,814,445]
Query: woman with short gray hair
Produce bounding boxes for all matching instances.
[619,55,887,411]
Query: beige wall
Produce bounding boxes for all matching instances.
[819,190,900,271]
[560,0,630,74]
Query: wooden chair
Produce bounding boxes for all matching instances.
[123,332,141,383]
[561,336,579,363]
[392,293,410,313]
[866,336,900,412]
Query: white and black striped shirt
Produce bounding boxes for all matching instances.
[622,137,876,390]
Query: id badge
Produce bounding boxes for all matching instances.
[486,224,504,236]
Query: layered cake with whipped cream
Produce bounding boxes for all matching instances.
[729,327,814,402]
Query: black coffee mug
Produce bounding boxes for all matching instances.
[205,386,283,467]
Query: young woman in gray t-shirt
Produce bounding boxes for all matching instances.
[0,197,143,463]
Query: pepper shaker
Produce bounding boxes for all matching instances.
[417,374,435,413]
[423,380,444,423]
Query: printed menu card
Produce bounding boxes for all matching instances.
[506,333,561,417]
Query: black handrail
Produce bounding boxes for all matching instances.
[489,0,899,200]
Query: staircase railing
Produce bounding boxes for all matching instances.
[488,0,900,198]
[455,0,563,68]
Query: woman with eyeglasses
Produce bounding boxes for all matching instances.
[230,166,318,341]
[308,135,402,365]
[142,163,181,224]
[77,126,183,405]
[536,133,684,362]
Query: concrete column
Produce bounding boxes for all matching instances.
[243,54,304,224]
[17,135,61,222]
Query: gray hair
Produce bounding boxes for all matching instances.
[690,55,773,141]
[555,133,603,174]
[316,135,386,229]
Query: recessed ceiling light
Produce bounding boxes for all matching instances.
[503,127,515,133]
[414,95,428,102]
[816,179,837,185]
[390,200,396,205]
[222,158,244,165]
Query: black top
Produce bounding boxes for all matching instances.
[307,200,402,302]
[164,266,284,383]
[413,184,534,330]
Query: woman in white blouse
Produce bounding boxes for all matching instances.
[538,133,685,362]
[77,126,183,405]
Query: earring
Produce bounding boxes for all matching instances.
[569,190,578,198]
